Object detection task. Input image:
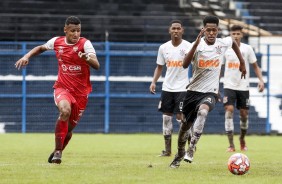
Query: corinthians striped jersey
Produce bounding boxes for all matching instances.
[186,37,232,94]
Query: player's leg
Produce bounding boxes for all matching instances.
[158,91,174,157]
[239,109,248,151]
[48,88,73,164]
[223,89,236,152]
[52,99,71,164]
[170,118,192,168]
[184,94,216,163]
[62,95,88,151]
[184,106,209,163]
[225,105,235,152]
[160,114,173,156]
[237,90,250,151]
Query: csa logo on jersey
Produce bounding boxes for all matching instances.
[73,46,78,52]
[58,46,64,54]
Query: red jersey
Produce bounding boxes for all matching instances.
[52,37,92,96]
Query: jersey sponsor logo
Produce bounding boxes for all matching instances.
[61,64,82,72]
[198,58,219,68]
[227,61,240,69]
[167,60,183,67]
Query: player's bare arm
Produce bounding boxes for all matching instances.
[252,62,265,92]
[231,41,247,79]
[149,65,163,94]
[15,45,47,70]
[183,28,205,68]
[78,51,100,70]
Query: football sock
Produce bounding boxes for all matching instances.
[164,135,172,153]
[226,131,235,148]
[62,132,73,151]
[177,122,191,151]
[240,129,247,141]
[54,119,68,151]
[162,115,173,135]
[189,109,208,151]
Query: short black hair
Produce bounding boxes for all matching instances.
[203,15,219,26]
[230,25,243,31]
[65,16,81,25]
[170,20,183,26]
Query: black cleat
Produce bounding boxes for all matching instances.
[169,150,185,168]
[48,152,54,163]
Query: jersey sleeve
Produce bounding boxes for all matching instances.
[247,45,257,64]
[43,37,58,50]
[156,45,165,65]
[224,36,233,47]
[84,40,96,56]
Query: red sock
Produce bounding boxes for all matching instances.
[62,132,72,151]
[54,119,68,151]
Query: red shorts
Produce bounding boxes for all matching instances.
[53,88,88,126]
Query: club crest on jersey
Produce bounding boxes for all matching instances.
[58,46,64,54]
[215,45,222,54]
[180,49,185,56]
[73,46,78,52]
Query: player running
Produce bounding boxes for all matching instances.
[15,16,100,164]
[169,15,246,168]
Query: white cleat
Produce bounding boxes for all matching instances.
[183,152,193,163]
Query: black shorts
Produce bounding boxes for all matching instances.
[223,88,249,110]
[181,91,217,123]
[158,91,186,114]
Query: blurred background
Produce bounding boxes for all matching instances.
[0,0,281,134]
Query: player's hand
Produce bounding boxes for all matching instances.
[239,63,247,79]
[194,28,205,46]
[149,83,156,94]
[258,81,265,92]
[15,57,29,70]
[78,51,89,61]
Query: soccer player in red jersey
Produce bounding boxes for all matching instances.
[15,16,100,164]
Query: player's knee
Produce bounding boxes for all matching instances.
[225,111,233,119]
[197,109,208,118]
[59,107,71,121]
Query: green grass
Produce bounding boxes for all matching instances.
[0,133,281,184]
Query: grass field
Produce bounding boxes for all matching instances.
[0,133,281,184]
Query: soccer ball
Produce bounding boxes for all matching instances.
[228,153,250,175]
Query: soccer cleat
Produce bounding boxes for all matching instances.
[226,147,236,152]
[184,147,194,163]
[48,152,54,163]
[158,150,171,157]
[169,150,185,168]
[51,150,62,164]
[239,138,248,151]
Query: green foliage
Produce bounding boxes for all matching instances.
[0,134,281,184]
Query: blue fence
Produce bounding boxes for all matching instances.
[0,41,277,134]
